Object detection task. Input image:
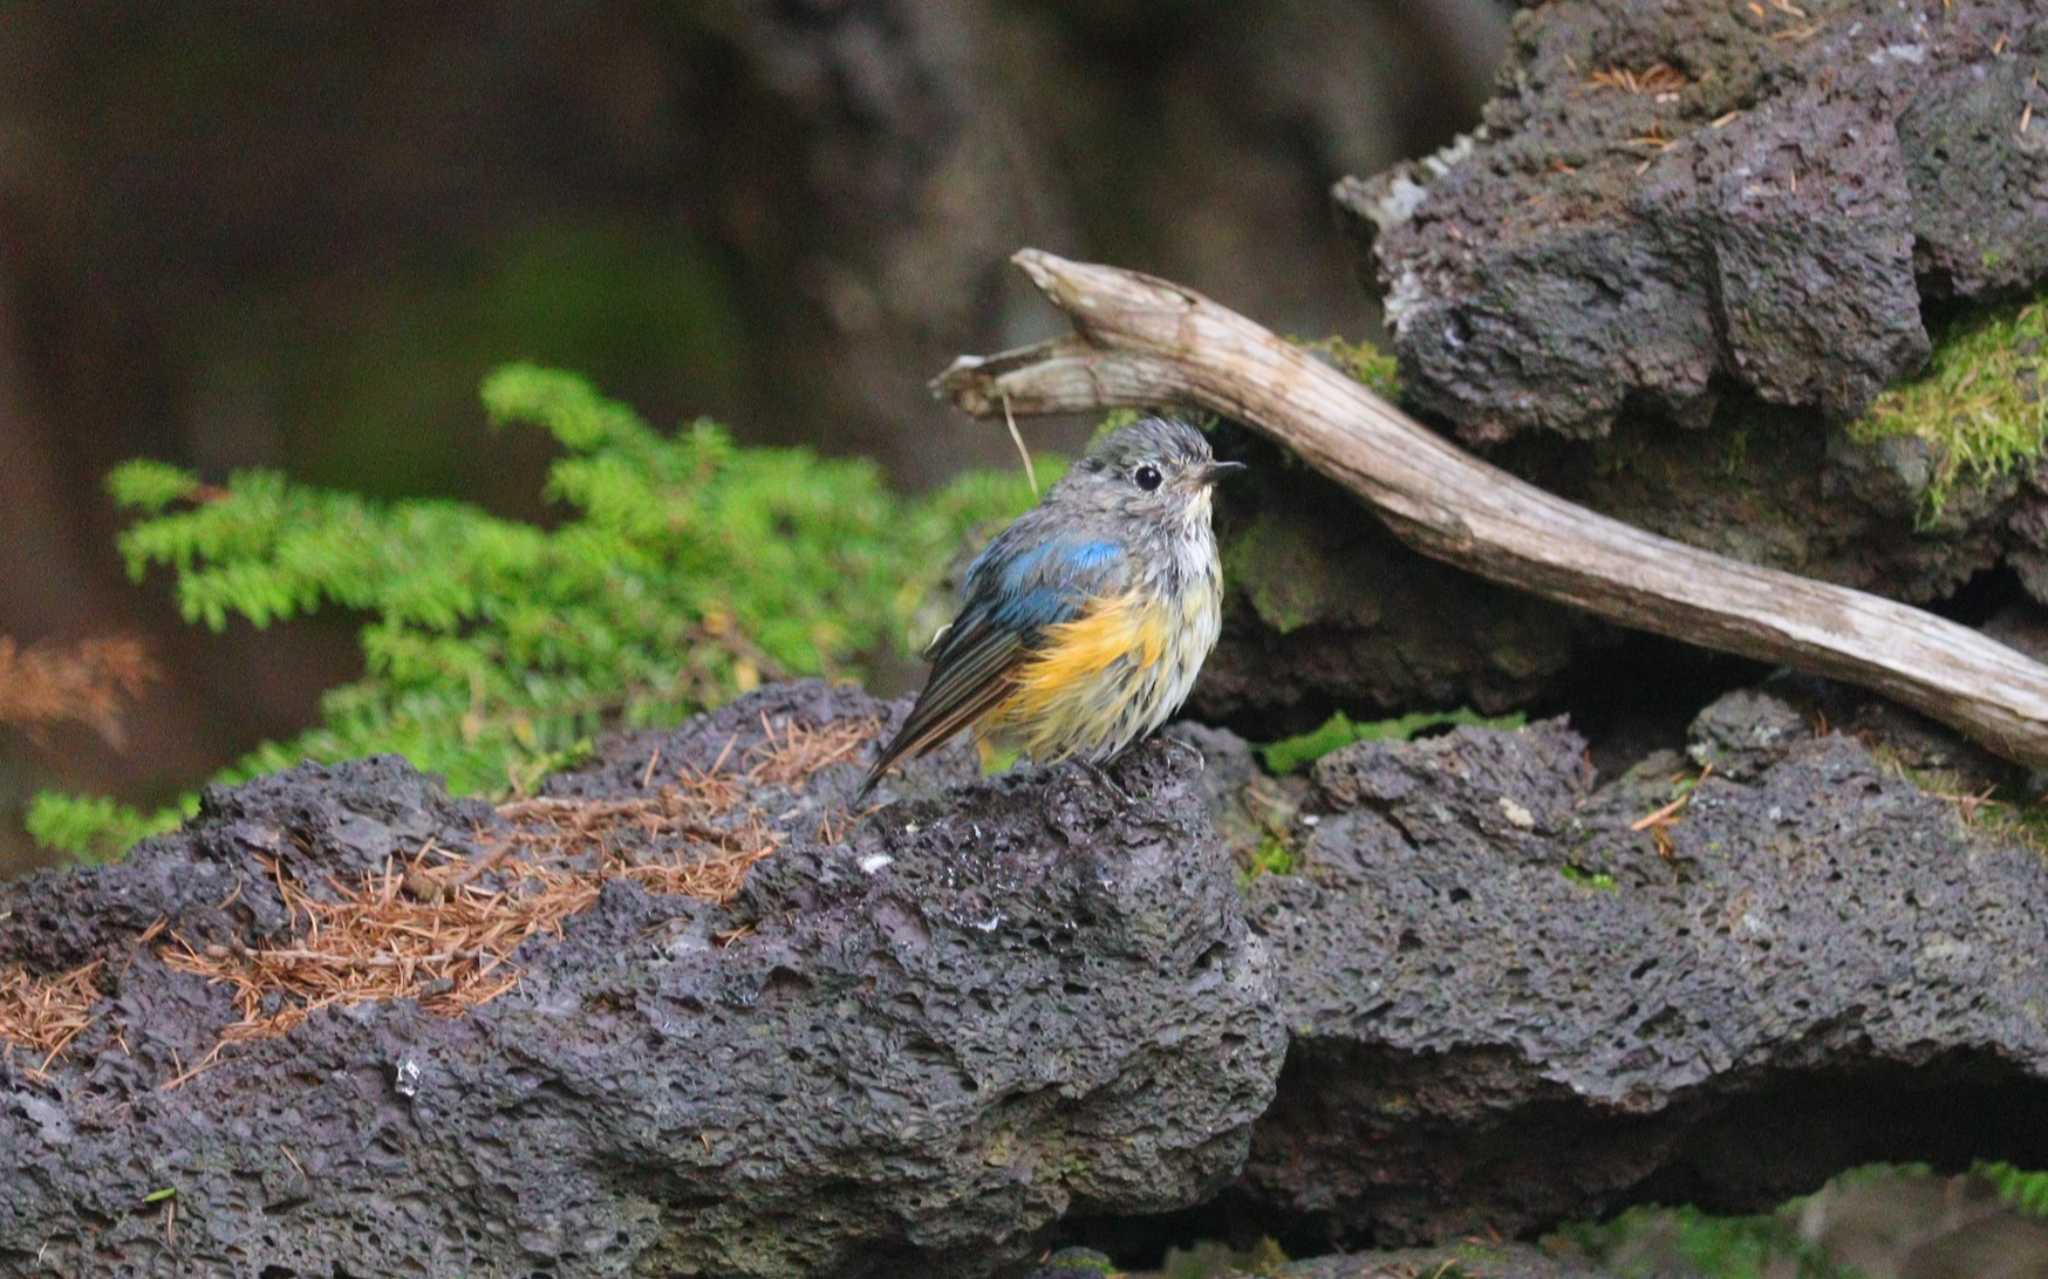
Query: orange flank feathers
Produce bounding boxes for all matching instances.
[986,592,1171,760]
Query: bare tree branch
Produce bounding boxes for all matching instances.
[933,249,2048,770]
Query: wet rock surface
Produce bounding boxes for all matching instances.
[1242,691,2048,1244]
[8,680,2048,1276]
[1339,0,2048,443]
[0,682,1284,1278]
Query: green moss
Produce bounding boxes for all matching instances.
[1847,293,2048,520]
[1242,834,1298,883]
[1258,708,1529,775]
[1557,1203,1845,1279]
[1160,1237,1289,1279]
[105,460,204,514]
[1552,1164,2048,1278]
[1291,334,1401,399]
[1975,797,2048,858]
[1829,1160,1935,1188]
[29,365,1044,861]
[1560,864,1617,892]
[25,794,191,866]
[1223,510,1343,634]
[1722,421,1751,478]
[1976,1160,2048,1217]
[1861,745,2048,859]
[1035,1248,1122,1277]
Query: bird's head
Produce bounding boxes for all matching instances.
[1050,417,1246,530]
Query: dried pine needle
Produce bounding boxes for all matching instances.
[0,959,105,1077]
[150,715,878,1084]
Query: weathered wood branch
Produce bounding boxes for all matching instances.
[933,249,2048,770]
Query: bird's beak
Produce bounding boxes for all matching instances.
[1194,460,1248,487]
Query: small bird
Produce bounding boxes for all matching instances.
[859,416,1245,798]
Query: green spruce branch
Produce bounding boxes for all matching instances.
[29,365,1048,860]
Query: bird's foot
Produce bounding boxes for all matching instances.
[1158,734,1206,773]
[1077,758,1133,806]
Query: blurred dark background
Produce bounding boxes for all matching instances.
[0,0,1508,874]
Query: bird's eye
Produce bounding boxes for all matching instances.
[1134,464,1163,491]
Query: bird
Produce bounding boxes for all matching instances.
[858,416,1245,799]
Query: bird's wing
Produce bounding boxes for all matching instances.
[858,528,1129,794]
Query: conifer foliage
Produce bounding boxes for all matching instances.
[28,365,1046,860]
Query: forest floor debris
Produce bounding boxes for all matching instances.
[0,957,104,1078]
[130,714,876,1085]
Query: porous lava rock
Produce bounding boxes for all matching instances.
[1340,0,2048,442]
[1242,692,2048,1244]
[0,682,1284,1279]
[13,678,2048,1276]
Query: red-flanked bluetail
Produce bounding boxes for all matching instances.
[859,418,1244,799]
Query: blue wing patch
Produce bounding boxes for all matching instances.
[990,585,1078,629]
[1061,540,1123,571]
[996,537,1122,587]
[959,533,1126,634]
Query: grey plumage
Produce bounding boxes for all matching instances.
[858,417,1243,798]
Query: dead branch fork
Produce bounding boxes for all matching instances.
[933,250,2048,770]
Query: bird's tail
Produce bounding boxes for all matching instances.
[854,728,912,803]
[853,763,885,803]
[854,723,928,802]
[856,679,1011,802]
